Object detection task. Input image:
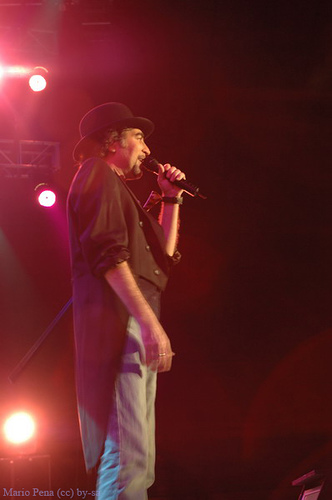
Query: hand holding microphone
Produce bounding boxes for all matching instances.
[157,163,186,197]
[142,156,207,199]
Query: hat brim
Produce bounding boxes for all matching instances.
[73,116,154,162]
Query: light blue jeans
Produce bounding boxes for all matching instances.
[96,281,160,500]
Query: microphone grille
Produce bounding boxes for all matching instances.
[142,156,159,173]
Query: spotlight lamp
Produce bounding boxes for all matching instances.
[34,183,57,208]
[29,66,48,92]
[3,412,36,446]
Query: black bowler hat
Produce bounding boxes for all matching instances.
[73,102,154,161]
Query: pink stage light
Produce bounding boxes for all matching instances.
[29,74,47,92]
[0,64,48,88]
[29,66,48,92]
[3,412,36,445]
[38,189,56,207]
[35,183,57,207]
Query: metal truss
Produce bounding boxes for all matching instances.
[0,139,60,179]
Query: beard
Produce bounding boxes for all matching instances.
[125,160,144,180]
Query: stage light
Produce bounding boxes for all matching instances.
[29,75,47,92]
[3,412,36,445]
[34,183,57,208]
[29,66,48,92]
[38,189,56,208]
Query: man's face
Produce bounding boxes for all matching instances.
[112,128,150,179]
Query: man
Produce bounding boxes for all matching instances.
[67,102,185,499]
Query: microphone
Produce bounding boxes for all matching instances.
[142,156,207,199]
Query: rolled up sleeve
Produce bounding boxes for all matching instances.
[71,160,130,278]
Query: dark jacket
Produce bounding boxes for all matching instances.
[67,157,175,470]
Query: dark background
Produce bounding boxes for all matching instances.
[1,0,332,498]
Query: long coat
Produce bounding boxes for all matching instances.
[67,157,175,471]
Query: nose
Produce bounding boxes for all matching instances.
[143,141,150,156]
